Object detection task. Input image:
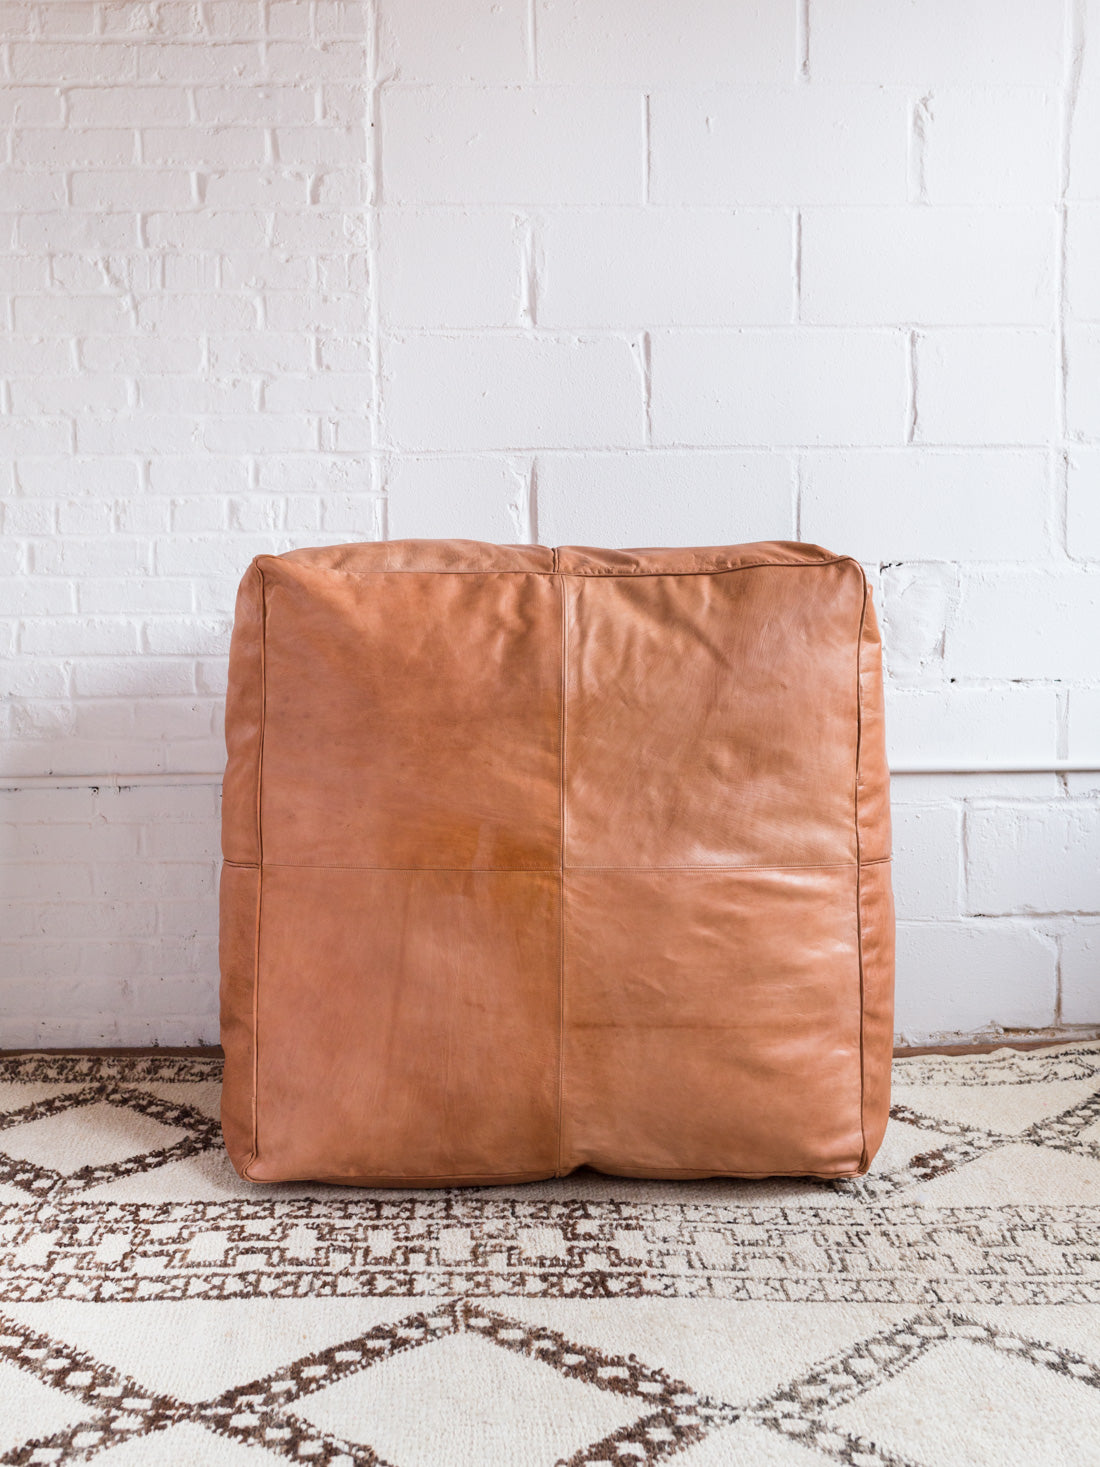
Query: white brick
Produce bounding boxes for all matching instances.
[967,803,1100,915]
[208,334,313,374]
[78,578,194,616]
[144,211,270,251]
[886,687,1059,769]
[141,126,267,167]
[1067,440,1100,560]
[378,0,527,82]
[1067,207,1100,322]
[74,416,202,455]
[10,376,132,415]
[18,212,139,253]
[383,334,645,450]
[135,43,265,84]
[69,169,194,211]
[1060,920,1100,1024]
[650,330,905,447]
[193,85,317,125]
[801,208,1055,325]
[263,374,372,413]
[810,0,1062,85]
[879,563,958,681]
[536,0,790,84]
[67,86,191,126]
[946,571,1100,680]
[1067,328,1100,439]
[801,449,1048,560]
[894,923,1057,1039]
[201,416,318,453]
[385,456,530,541]
[914,331,1056,444]
[536,451,794,546]
[9,42,137,83]
[265,42,366,84]
[919,89,1060,204]
[69,658,196,699]
[0,335,74,374]
[382,87,643,205]
[1068,688,1100,762]
[19,618,141,657]
[379,208,523,327]
[650,88,907,206]
[0,87,65,125]
[142,617,232,656]
[13,294,134,334]
[13,129,137,167]
[1069,89,1100,200]
[892,805,961,919]
[81,337,203,374]
[538,209,792,327]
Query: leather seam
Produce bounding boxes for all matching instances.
[249,1167,865,1184]
[242,561,267,1184]
[220,859,887,873]
[556,569,567,1179]
[854,573,870,1176]
[255,554,857,580]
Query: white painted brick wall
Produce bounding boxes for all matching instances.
[1,0,1098,1048]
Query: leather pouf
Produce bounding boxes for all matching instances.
[220,540,895,1184]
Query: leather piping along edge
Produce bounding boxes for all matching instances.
[854,568,870,1176]
[555,557,568,1177]
[243,561,267,1182]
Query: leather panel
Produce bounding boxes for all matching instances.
[561,866,865,1177]
[218,861,260,1175]
[858,857,896,1165]
[278,538,555,574]
[246,866,561,1183]
[856,592,892,863]
[256,561,562,870]
[564,560,864,868]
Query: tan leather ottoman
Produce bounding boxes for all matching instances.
[220,539,894,1185]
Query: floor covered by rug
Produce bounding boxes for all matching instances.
[0,1042,1098,1466]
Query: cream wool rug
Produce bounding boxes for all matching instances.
[0,1044,1098,1467]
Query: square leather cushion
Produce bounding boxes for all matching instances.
[220,539,894,1185]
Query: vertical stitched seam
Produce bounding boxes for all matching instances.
[556,568,567,1176]
[246,563,267,1180]
[854,573,869,1173]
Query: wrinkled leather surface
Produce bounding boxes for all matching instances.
[220,539,894,1184]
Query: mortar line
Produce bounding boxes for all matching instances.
[642,93,651,204]
[1056,0,1086,553]
[368,0,385,527]
[528,457,540,545]
[526,0,538,80]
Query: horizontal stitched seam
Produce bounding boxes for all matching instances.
[258,556,854,580]
[223,859,883,873]
[276,1166,861,1182]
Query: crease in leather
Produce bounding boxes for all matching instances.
[220,539,894,1185]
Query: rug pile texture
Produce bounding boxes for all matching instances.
[0,1042,1098,1466]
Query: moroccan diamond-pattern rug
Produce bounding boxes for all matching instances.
[0,1043,1098,1466]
